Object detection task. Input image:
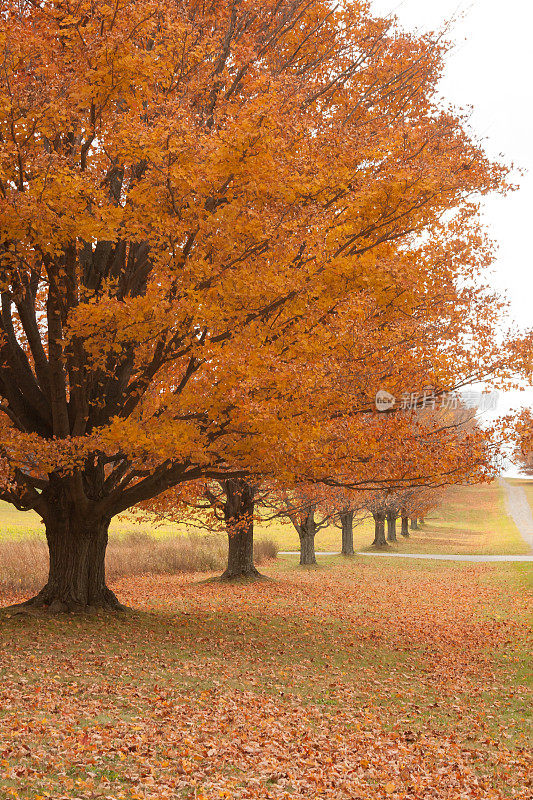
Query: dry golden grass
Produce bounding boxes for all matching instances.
[0,533,278,593]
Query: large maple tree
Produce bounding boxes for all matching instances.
[0,0,509,611]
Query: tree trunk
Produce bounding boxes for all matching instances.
[18,510,122,613]
[401,514,410,537]
[386,511,397,542]
[340,509,355,556]
[372,512,387,547]
[410,517,419,530]
[298,510,317,565]
[299,528,317,565]
[220,479,261,581]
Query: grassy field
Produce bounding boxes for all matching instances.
[0,483,531,799]
[1,478,531,555]
[392,480,532,556]
[0,499,364,550]
[0,556,531,799]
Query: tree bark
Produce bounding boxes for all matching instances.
[410,517,419,530]
[386,511,397,542]
[296,506,318,565]
[401,514,410,537]
[340,509,355,556]
[299,525,317,565]
[17,509,122,613]
[220,479,261,581]
[372,512,387,547]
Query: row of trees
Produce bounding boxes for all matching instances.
[144,400,494,573]
[0,0,528,612]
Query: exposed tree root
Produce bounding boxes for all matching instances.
[217,567,268,583]
[1,586,128,616]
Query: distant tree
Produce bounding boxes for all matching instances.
[279,487,330,566]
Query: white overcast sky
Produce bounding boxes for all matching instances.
[370,0,533,333]
[370,0,533,472]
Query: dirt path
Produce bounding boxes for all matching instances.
[279,551,533,561]
[500,477,533,552]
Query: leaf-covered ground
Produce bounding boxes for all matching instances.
[0,557,531,799]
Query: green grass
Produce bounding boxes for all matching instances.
[0,498,377,550]
[0,500,193,540]
[0,501,45,539]
[255,514,376,551]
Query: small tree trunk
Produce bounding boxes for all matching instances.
[372,512,387,547]
[418,517,424,526]
[386,512,397,542]
[19,510,122,613]
[410,517,419,530]
[340,509,355,556]
[401,514,410,537]
[299,511,317,565]
[220,479,261,581]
